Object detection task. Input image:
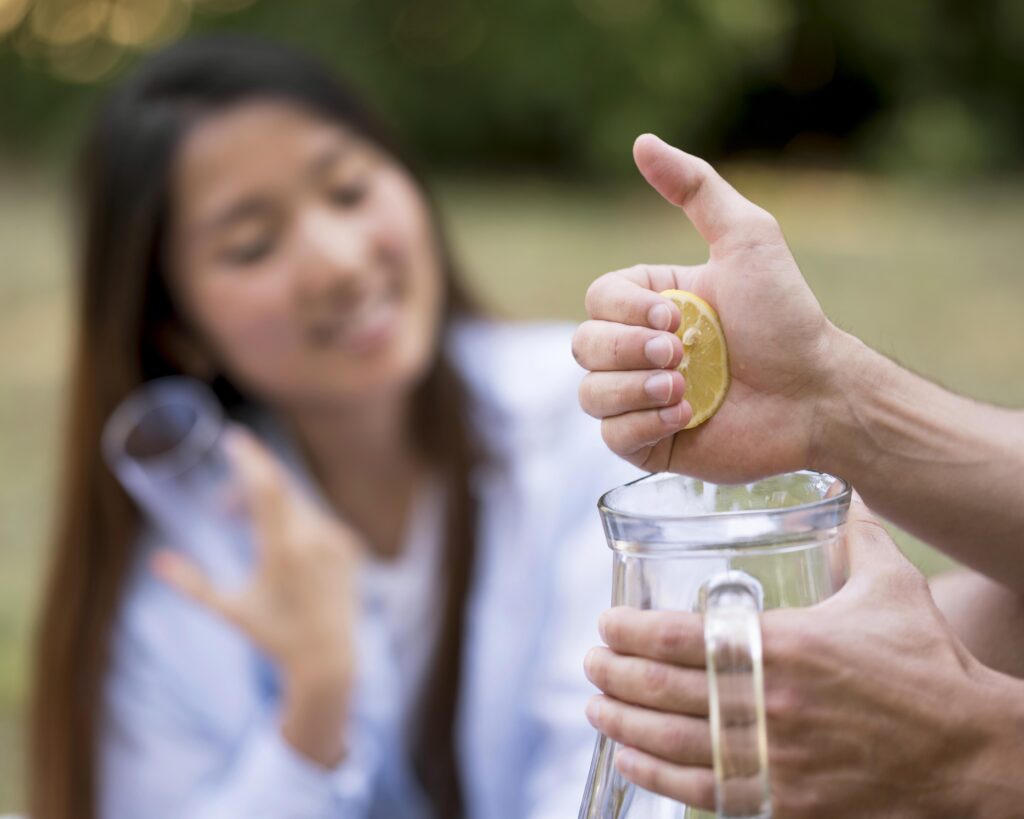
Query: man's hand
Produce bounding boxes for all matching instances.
[574,133,1024,593]
[573,134,839,481]
[582,500,1024,818]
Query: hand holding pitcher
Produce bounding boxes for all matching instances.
[577,470,850,819]
[584,500,1024,819]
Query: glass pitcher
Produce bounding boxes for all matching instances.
[578,470,851,819]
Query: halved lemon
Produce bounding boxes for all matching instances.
[660,289,730,429]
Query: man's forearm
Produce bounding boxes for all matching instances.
[812,328,1024,592]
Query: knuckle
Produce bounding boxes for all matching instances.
[749,206,780,234]
[734,204,782,244]
[762,619,811,670]
[690,157,714,186]
[655,617,693,657]
[624,263,648,281]
[764,682,805,730]
[851,516,891,544]
[610,328,624,364]
[767,740,804,774]
[869,557,927,598]
[659,718,690,757]
[889,563,929,596]
[643,660,670,695]
[690,773,716,809]
[774,785,818,819]
[612,293,633,321]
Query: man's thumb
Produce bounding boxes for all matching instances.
[632,133,772,253]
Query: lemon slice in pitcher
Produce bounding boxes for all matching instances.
[660,289,730,429]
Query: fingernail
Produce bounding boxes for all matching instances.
[598,610,610,641]
[585,698,604,724]
[583,648,597,678]
[644,335,674,368]
[643,371,673,404]
[659,403,684,426]
[648,302,672,331]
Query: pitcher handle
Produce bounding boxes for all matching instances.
[701,571,771,819]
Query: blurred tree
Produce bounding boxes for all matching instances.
[0,0,1022,176]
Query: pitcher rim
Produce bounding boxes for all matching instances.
[598,469,852,524]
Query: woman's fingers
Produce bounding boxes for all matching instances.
[600,404,691,456]
[224,424,337,569]
[224,426,289,540]
[573,320,683,372]
[615,746,716,811]
[600,607,706,666]
[585,646,709,716]
[579,369,686,419]
[151,549,241,624]
[586,695,712,767]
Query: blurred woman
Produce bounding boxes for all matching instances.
[29,36,641,819]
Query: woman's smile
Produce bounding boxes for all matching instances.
[306,282,403,355]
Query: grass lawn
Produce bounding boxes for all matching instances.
[1,162,1023,810]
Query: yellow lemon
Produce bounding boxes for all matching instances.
[660,289,730,429]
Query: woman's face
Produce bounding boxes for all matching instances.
[167,100,445,410]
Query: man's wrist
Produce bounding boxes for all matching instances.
[807,324,1018,489]
[806,325,885,480]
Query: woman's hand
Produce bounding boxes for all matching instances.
[583,500,1024,818]
[152,426,360,768]
[573,134,844,481]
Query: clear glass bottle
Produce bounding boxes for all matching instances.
[579,470,851,819]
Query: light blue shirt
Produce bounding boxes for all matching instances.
[99,321,642,819]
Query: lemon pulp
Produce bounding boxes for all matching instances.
[660,289,730,429]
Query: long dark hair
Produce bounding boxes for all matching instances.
[30,35,479,819]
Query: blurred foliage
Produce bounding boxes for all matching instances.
[1,0,1024,176]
